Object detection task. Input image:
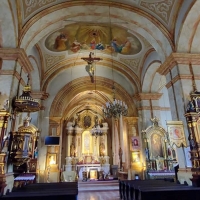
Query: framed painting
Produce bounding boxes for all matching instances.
[131,136,140,151]
[131,151,140,163]
[156,158,165,170]
[166,121,187,147]
[46,153,57,167]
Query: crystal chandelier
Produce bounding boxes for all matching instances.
[90,123,103,137]
[102,85,128,118]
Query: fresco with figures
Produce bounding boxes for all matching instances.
[45,24,142,55]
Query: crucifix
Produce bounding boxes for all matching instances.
[81,52,102,83]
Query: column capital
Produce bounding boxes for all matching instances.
[157,53,200,75]
[125,117,138,125]
[134,93,163,101]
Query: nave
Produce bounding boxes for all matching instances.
[78,191,120,200]
[78,180,120,200]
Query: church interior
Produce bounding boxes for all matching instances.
[1,0,200,199]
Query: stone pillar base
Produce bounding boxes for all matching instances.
[190,174,200,187]
[178,168,192,185]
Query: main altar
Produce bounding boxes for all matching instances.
[63,112,110,181]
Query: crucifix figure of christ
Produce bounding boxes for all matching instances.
[81,52,102,83]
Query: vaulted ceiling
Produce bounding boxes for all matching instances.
[1,0,198,120]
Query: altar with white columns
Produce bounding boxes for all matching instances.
[64,121,110,180]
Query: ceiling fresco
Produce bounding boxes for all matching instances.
[44,24,142,55]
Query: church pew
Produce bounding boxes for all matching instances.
[2,182,78,200]
[130,181,180,200]
[138,186,200,200]
[15,182,77,191]
[120,179,172,200]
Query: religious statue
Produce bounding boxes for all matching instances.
[81,52,102,83]
[119,147,123,170]
[70,139,76,157]
[99,142,105,156]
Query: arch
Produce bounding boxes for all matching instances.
[177,1,200,53]
[49,76,136,118]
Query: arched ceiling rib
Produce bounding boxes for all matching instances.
[49,77,136,118]
[177,1,200,53]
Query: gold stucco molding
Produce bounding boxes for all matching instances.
[0,48,33,73]
[138,106,170,111]
[134,93,163,101]
[125,117,139,125]
[157,53,200,75]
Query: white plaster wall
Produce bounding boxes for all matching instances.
[142,62,160,92]
[177,1,200,52]
[0,1,17,47]
[174,0,193,46]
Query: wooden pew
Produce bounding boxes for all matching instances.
[131,180,180,200]
[2,182,78,200]
[120,179,170,200]
[138,186,200,200]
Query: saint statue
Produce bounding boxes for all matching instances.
[99,142,105,156]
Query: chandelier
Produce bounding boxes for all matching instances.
[102,85,128,118]
[13,74,40,113]
[90,123,103,137]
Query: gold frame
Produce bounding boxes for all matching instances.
[46,153,57,167]
[167,121,187,147]
[130,136,140,151]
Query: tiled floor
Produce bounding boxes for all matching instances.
[77,191,121,200]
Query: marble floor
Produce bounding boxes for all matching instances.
[77,191,121,200]
[77,180,120,200]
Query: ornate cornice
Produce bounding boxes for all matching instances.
[0,48,33,73]
[157,53,200,75]
[134,93,163,101]
[0,70,26,85]
[166,74,194,89]
[125,117,138,125]
[138,106,170,111]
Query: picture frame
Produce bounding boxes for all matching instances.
[131,151,140,163]
[156,158,165,170]
[131,136,140,151]
[166,121,187,147]
[46,153,57,167]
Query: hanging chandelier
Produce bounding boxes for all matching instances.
[90,123,103,137]
[13,74,40,113]
[102,85,128,118]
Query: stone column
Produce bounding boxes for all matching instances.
[111,118,120,166]
[157,53,200,185]
[66,123,74,157]
[119,115,125,163]
[126,117,139,167]
[74,126,83,159]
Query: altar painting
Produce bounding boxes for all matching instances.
[45,23,142,55]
